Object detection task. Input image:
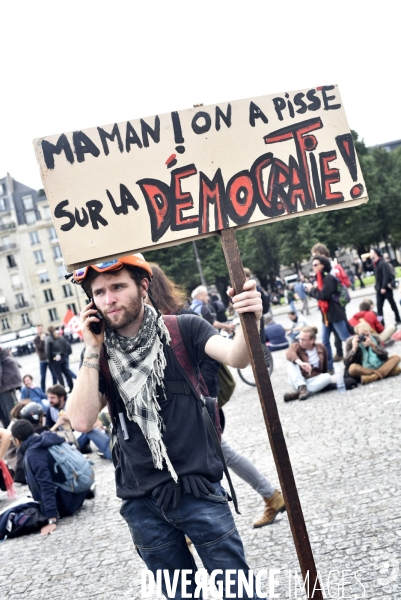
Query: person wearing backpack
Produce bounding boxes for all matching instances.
[66,254,266,599]
[306,255,350,372]
[11,420,91,535]
[371,247,401,326]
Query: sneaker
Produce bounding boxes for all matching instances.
[333,354,343,362]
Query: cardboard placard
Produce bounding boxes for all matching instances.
[33,85,367,271]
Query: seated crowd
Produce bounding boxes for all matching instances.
[1,381,112,536]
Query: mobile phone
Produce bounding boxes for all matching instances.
[88,297,103,335]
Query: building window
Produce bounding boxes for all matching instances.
[42,206,52,220]
[62,284,73,298]
[25,211,37,225]
[29,230,40,245]
[44,289,54,302]
[1,317,10,330]
[34,249,45,264]
[0,198,5,211]
[38,270,50,283]
[53,245,62,259]
[57,264,66,279]
[0,183,4,195]
[11,274,21,289]
[48,226,57,240]
[7,254,17,268]
[67,303,77,314]
[15,293,26,307]
[22,195,34,210]
[48,308,59,322]
[21,312,30,325]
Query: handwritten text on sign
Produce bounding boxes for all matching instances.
[34,85,367,270]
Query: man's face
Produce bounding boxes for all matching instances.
[48,393,64,408]
[197,290,209,304]
[36,325,43,335]
[91,269,147,331]
[298,333,315,350]
[23,376,33,387]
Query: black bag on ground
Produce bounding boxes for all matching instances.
[0,499,47,540]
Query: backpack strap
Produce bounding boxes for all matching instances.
[99,345,129,442]
[163,315,240,514]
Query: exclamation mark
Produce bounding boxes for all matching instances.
[171,111,185,153]
[335,133,364,198]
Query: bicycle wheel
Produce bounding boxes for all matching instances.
[237,344,274,386]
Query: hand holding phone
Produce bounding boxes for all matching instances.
[88,298,104,335]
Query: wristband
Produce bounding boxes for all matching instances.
[84,353,100,359]
[82,360,100,371]
[48,519,57,525]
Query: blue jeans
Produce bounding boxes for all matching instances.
[39,360,57,392]
[120,483,263,599]
[78,428,112,460]
[322,320,350,370]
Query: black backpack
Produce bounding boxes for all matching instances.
[0,500,47,540]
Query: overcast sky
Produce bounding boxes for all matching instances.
[2,0,399,190]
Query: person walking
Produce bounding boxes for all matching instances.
[370,247,400,325]
[0,348,22,428]
[34,325,57,392]
[294,276,309,315]
[306,255,350,372]
[353,257,365,288]
[149,263,286,528]
[45,326,74,391]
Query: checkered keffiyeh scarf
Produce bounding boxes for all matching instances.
[104,304,178,481]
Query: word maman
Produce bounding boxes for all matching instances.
[53,118,363,241]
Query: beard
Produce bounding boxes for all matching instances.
[101,290,143,331]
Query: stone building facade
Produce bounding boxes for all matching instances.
[0,173,86,344]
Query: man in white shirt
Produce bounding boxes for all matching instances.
[284,326,335,401]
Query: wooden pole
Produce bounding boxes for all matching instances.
[220,228,324,600]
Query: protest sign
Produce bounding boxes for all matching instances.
[34,85,367,271]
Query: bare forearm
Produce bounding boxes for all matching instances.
[205,324,252,368]
[67,364,102,432]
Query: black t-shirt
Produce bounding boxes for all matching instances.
[102,314,222,500]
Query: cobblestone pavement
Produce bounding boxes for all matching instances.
[1,288,401,599]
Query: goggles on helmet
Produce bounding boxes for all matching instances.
[72,254,152,283]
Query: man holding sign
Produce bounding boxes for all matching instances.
[67,254,263,598]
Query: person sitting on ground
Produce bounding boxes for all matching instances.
[286,312,309,343]
[344,322,401,385]
[264,315,289,351]
[20,375,49,408]
[349,300,396,344]
[11,419,91,535]
[46,384,112,460]
[284,326,336,401]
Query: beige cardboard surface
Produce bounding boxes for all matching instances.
[33,85,367,271]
